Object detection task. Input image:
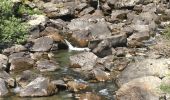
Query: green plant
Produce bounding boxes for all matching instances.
[164,26,170,40]
[18,4,42,15]
[160,84,170,93]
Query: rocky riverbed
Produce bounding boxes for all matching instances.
[1,0,170,100]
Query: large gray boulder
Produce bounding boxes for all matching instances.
[31,37,53,52]
[117,58,169,86]
[116,76,163,100]
[20,77,57,97]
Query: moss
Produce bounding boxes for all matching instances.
[160,84,170,93]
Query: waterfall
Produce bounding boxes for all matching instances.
[64,39,90,52]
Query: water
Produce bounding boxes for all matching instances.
[3,50,117,100]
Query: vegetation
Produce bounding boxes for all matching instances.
[164,26,170,40]
[160,84,170,93]
[0,0,42,44]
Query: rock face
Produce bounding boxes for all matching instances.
[20,77,57,97]
[0,78,8,96]
[36,59,60,72]
[69,52,98,71]
[117,58,169,86]
[31,37,53,52]
[116,76,163,100]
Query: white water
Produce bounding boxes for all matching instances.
[64,39,90,52]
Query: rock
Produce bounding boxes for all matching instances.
[0,78,8,96]
[115,47,126,57]
[36,59,60,72]
[79,7,94,16]
[49,19,67,30]
[117,58,169,86]
[0,54,8,70]
[92,68,110,82]
[77,92,103,100]
[28,15,48,26]
[111,10,129,22]
[30,52,50,61]
[9,52,29,63]
[70,30,92,47]
[10,57,34,73]
[19,77,57,97]
[69,52,98,71]
[114,0,141,8]
[3,45,27,54]
[31,37,53,52]
[128,32,150,42]
[16,70,41,87]
[116,76,163,100]
[51,80,67,90]
[67,81,88,92]
[40,27,63,42]
[76,3,88,11]
[0,71,15,87]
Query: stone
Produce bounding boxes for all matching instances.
[3,45,27,54]
[36,59,60,72]
[20,77,57,97]
[0,54,8,70]
[70,30,92,47]
[10,57,34,73]
[67,81,88,92]
[69,52,98,71]
[31,37,53,52]
[0,71,15,87]
[117,58,169,86]
[9,52,29,63]
[28,15,48,26]
[79,7,94,16]
[114,0,141,8]
[0,78,8,96]
[92,68,110,82]
[111,10,129,22]
[116,76,163,100]
[30,52,50,61]
[16,70,41,87]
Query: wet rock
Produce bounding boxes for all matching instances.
[70,30,92,47]
[31,37,53,52]
[69,52,98,71]
[19,77,57,97]
[10,57,34,72]
[3,45,27,54]
[67,81,88,92]
[36,59,60,72]
[0,78,8,96]
[117,58,169,86]
[0,71,15,87]
[16,70,41,87]
[77,92,102,100]
[0,54,8,70]
[51,80,67,90]
[116,76,163,100]
[92,68,110,82]
[28,15,48,26]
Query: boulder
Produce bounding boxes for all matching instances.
[67,81,88,92]
[3,45,27,54]
[117,58,169,86]
[9,52,29,63]
[92,68,110,82]
[36,59,60,72]
[10,57,34,73]
[28,15,48,26]
[116,76,163,100]
[0,54,8,70]
[16,70,41,87]
[31,37,53,52]
[19,77,57,97]
[0,78,8,96]
[69,52,98,71]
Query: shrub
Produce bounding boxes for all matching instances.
[0,0,28,44]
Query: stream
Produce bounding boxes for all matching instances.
[2,50,118,100]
